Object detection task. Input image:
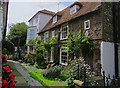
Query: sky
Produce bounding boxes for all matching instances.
[7,0,77,35]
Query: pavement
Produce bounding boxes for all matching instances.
[8,60,43,88]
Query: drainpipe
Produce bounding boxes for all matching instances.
[112,2,119,78]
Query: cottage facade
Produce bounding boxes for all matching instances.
[38,1,120,77]
[38,2,102,73]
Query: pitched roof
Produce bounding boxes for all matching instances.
[28,9,56,22]
[38,2,101,34]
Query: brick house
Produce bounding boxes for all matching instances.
[38,1,120,77]
[38,2,102,71]
[26,9,55,54]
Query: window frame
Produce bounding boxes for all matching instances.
[44,31,49,42]
[60,47,68,65]
[60,24,68,40]
[52,30,55,38]
[53,15,57,23]
[50,47,54,62]
[70,5,80,15]
[84,20,90,30]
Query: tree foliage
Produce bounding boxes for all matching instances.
[2,39,15,54]
[7,22,28,46]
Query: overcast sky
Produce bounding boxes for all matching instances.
[7,0,76,35]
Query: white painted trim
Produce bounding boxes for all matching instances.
[84,20,90,30]
[60,47,68,65]
[60,25,68,40]
[50,47,54,62]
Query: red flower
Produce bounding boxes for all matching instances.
[2,80,8,88]
[9,81,15,88]
[9,73,15,81]
[2,54,7,62]
[2,66,12,73]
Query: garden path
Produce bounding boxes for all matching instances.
[8,60,43,88]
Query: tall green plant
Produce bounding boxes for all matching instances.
[67,30,94,58]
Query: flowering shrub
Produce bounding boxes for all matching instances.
[63,57,96,86]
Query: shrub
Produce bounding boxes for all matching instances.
[63,57,96,86]
[43,65,63,78]
[24,53,35,64]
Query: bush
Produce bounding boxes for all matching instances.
[43,65,63,78]
[24,53,35,64]
[62,57,96,86]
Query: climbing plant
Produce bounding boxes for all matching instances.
[67,30,95,59]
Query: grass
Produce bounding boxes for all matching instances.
[21,63,68,88]
[29,71,68,88]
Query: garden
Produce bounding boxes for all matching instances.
[4,30,120,88]
[18,31,104,88]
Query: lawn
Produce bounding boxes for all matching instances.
[21,63,68,88]
[29,72,68,88]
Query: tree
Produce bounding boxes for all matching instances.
[7,22,28,59]
[2,39,15,54]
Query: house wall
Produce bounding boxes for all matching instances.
[38,13,53,33]
[27,12,53,54]
[39,9,103,69]
[101,42,115,78]
[29,13,53,33]
[68,9,102,69]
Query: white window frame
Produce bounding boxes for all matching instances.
[60,25,68,40]
[84,20,90,30]
[44,32,49,42]
[60,47,68,65]
[52,30,55,38]
[30,29,35,39]
[70,5,80,15]
[50,47,54,62]
[53,15,57,23]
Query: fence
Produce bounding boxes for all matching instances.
[70,64,120,88]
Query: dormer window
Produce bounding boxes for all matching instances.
[53,15,57,23]
[70,5,80,15]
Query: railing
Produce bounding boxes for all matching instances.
[69,64,120,87]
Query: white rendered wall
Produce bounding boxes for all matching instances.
[38,13,52,33]
[101,41,115,78]
[29,12,52,33]
[118,45,120,76]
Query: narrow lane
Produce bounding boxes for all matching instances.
[8,60,43,88]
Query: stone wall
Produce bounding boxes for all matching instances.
[102,2,114,42]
